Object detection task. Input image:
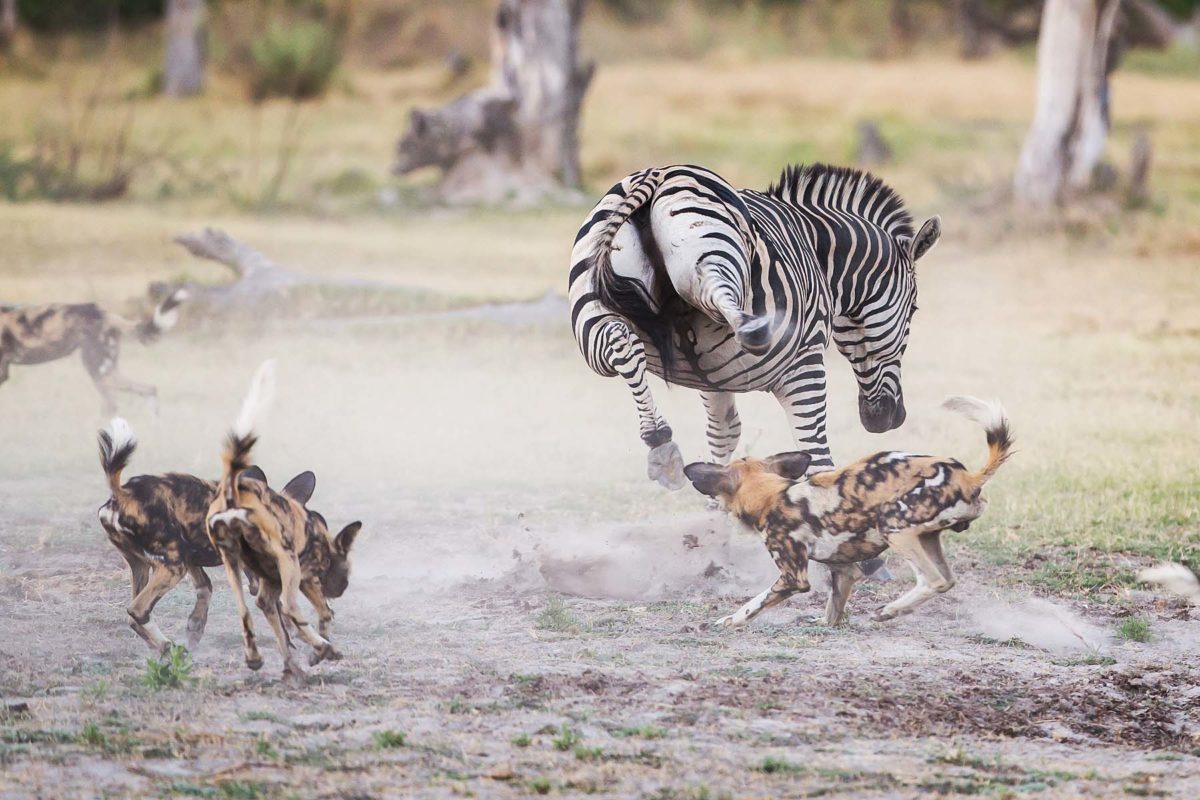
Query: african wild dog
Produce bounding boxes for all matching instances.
[206,361,362,680]
[97,417,270,654]
[1140,563,1200,605]
[684,396,1013,628]
[1,289,187,415]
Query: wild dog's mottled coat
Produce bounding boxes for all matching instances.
[685,396,1012,627]
[97,418,267,654]
[1,289,187,414]
[206,362,361,680]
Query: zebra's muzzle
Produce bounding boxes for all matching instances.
[859,393,906,433]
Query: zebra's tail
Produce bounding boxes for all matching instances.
[942,395,1014,487]
[592,169,678,379]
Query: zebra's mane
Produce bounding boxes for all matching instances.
[765,163,914,240]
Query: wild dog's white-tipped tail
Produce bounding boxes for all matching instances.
[152,287,189,332]
[1139,563,1200,604]
[106,417,136,452]
[942,395,1013,485]
[98,417,137,496]
[234,359,276,439]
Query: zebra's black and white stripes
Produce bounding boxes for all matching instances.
[569,163,940,486]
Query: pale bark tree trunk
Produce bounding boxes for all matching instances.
[163,0,206,97]
[393,0,594,205]
[1014,0,1122,208]
[0,0,18,51]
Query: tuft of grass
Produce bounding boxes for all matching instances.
[1055,653,1117,667]
[1118,616,1152,643]
[78,722,107,748]
[511,733,532,747]
[527,776,553,795]
[143,645,195,690]
[756,755,804,774]
[372,729,407,749]
[537,596,583,633]
[574,745,604,761]
[81,680,109,703]
[552,723,582,751]
[614,725,666,739]
[218,782,266,800]
[254,737,278,759]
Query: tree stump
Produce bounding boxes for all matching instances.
[393,0,594,205]
[163,0,206,97]
[1013,0,1123,208]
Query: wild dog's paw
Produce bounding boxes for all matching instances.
[647,441,686,491]
[281,663,307,687]
[871,606,898,622]
[245,654,264,671]
[308,644,342,667]
[713,614,736,629]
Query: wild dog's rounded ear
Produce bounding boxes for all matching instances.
[910,215,942,262]
[241,465,268,485]
[334,521,362,556]
[765,452,812,480]
[684,462,731,498]
[281,471,316,505]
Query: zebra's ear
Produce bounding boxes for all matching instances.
[910,216,942,262]
[684,462,736,498]
[765,452,812,480]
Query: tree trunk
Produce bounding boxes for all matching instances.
[1013,0,1122,208]
[393,0,594,205]
[163,0,206,97]
[0,0,18,51]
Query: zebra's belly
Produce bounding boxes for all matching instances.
[635,310,796,392]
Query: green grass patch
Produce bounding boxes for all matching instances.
[511,733,532,747]
[614,725,667,739]
[372,729,407,749]
[143,645,196,690]
[527,776,553,795]
[1118,617,1152,643]
[537,596,584,634]
[574,745,604,761]
[552,723,583,751]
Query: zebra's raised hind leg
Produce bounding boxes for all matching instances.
[599,317,685,489]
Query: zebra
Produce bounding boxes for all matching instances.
[568,163,941,489]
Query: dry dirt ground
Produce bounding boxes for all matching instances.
[1,287,1198,798]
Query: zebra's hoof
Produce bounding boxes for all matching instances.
[647,441,686,491]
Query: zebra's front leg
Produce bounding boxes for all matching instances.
[699,390,741,509]
[603,319,685,489]
[772,349,834,472]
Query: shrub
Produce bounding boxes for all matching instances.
[143,645,195,690]
[247,21,341,102]
[372,729,407,749]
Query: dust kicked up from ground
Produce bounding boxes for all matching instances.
[1,288,1198,798]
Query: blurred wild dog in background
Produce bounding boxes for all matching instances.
[685,396,1013,628]
[97,417,269,654]
[206,361,361,681]
[1140,563,1200,605]
[1,289,187,415]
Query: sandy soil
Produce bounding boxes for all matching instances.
[1,299,1197,800]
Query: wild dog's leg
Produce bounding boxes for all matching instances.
[0,352,10,386]
[772,350,834,472]
[600,318,684,489]
[127,564,186,654]
[873,530,953,621]
[210,521,263,670]
[81,332,122,416]
[823,563,862,626]
[270,544,334,661]
[121,552,150,599]
[300,580,338,649]
[254,583,303,679]
[919,531,956,588]
[714,536,811,628]
[185,567,213,651]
